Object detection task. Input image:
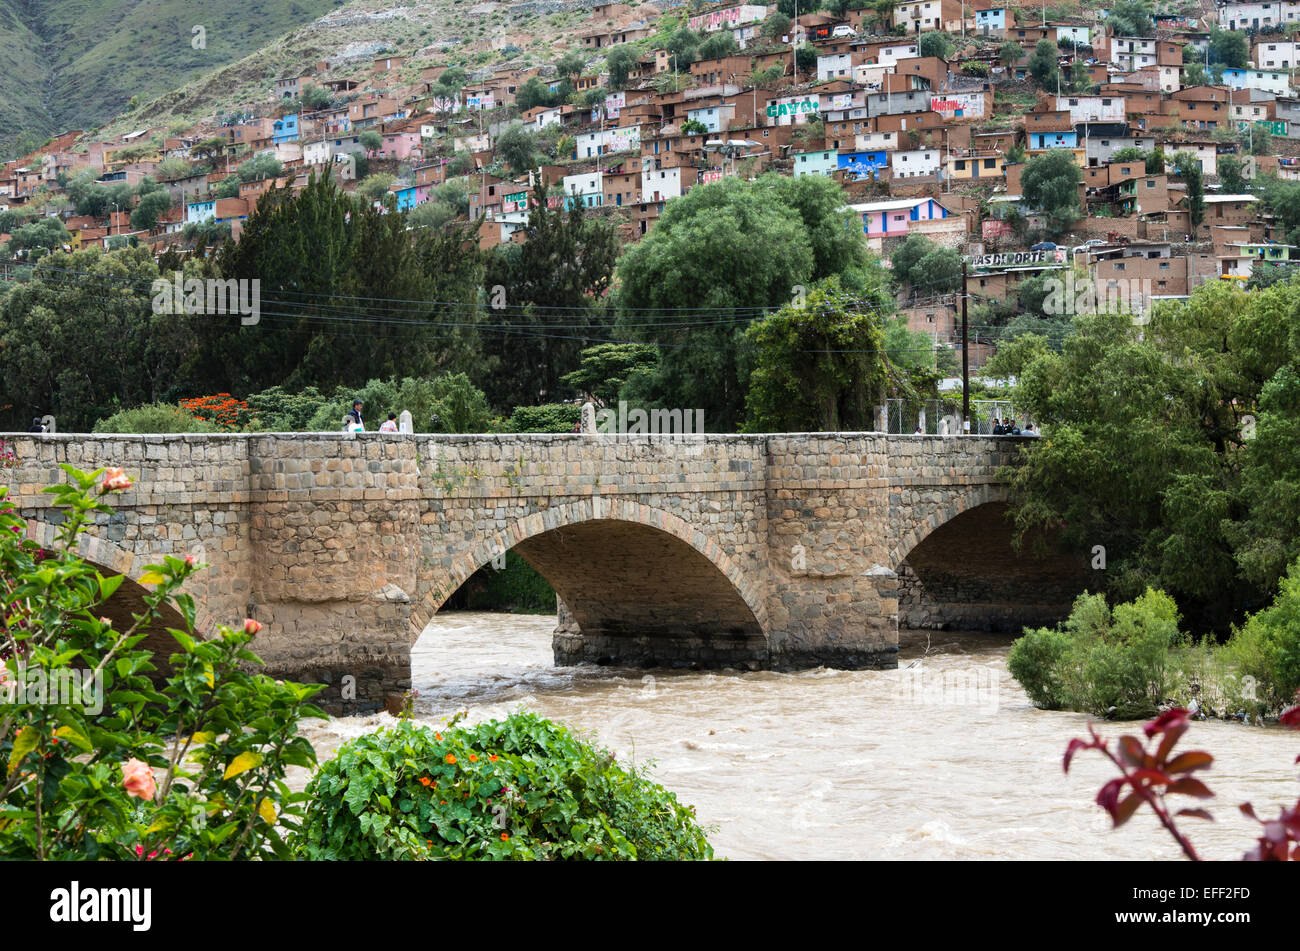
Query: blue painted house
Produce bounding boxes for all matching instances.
[975,8,1006,32]
[838,151,889,180]
[272,113,300,144]
[1028,130,1079,149]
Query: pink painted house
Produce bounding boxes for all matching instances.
[847,196,950,238]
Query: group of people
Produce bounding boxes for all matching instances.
[343,399,399,433]
[991,417,1037,437]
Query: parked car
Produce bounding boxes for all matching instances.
[1072,239,1107,255]
[1030,241,1058,251]
[832,25,855,37]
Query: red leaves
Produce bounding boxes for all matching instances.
[1240,799,1300,861]
[1065,709,1215,856]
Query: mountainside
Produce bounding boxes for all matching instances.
[0,0,339,156]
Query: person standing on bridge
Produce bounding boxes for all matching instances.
[344,399,364,433]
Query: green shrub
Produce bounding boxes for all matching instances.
[460,551,555,613]
[92,402,219,433]
[1008,589,1183,718]
[1221,557,1300,712]
[1007,625,1074,709]
[505,402,581,433]
[295,713,715,860]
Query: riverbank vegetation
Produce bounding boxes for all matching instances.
[296,713,715,861]
[993,277,1300,636]
[1009,558,1300,721]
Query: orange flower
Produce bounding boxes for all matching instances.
[488,754,498,762]
[444,753,456,764]
[500,833,509,841]
[419,777,431,786]
[468,753,478,763]
[435,733,442,740]
[440,800,446,805]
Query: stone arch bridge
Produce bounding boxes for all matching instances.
[3,433,1088,712]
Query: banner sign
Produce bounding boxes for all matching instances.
[968,249,1066,269]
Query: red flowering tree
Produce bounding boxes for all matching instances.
[178,394,256,431]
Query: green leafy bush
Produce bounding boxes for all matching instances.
[0,465,324,860]
[92,403,219,433]
[1220,557,1300,713]
[1008,589,1184,718]
[505,403,581,433]
[295,713,715,860]
[458,551,555,613]
[1007,624,1074,709]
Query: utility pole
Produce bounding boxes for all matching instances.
[961,260,970,432]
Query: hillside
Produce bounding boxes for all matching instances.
[0,0,339,156]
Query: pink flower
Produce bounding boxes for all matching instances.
[99,468,132,494]
[184,555,197,567]
[122,758,156,801]
[243,618,263,636]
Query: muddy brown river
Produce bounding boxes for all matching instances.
[298,612,1300,860]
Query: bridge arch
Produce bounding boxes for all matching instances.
[417,498,771,665]
[887,483,1010,569]
[21,521,201,654]
[889,486,1088,633]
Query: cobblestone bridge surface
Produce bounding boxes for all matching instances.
[4,433,1087,712]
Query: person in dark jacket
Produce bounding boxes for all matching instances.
[344,399,364,432]
[27,417,45,433]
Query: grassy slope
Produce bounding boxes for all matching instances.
[0,0,338,153]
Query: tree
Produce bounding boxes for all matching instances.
[1218,154,1248,193]
[1003,279,1300,631]
[1146,146,1166,175]
[761,11,792,40]
[359,130,383,157]
[1172,151,1204,232]
[1022,149,1083,235]
[480,187,619,409]
[1028,39,1060,91]
[999,40,1023,66]
[743,278,890,432]
[3,217,71,257]
[555,50,588,81]
[236,153,283,183]
[1208,27,1248,70]
[615,174,874,430]
[1111,146,1147,163]
[301,83,332,110]
[666,27,700,69]
[210,170,486,396]
[561,343,660,405]
[918,32,955,60]
[681,118,709,135]
[516,77,555,111]
[356,173,396,202]
[606,45,640,90]
[699,31,740,60]
[130,189,173,231]
[1106,0,1154,38]
[495,122,538,175]
[795,43,819,74]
